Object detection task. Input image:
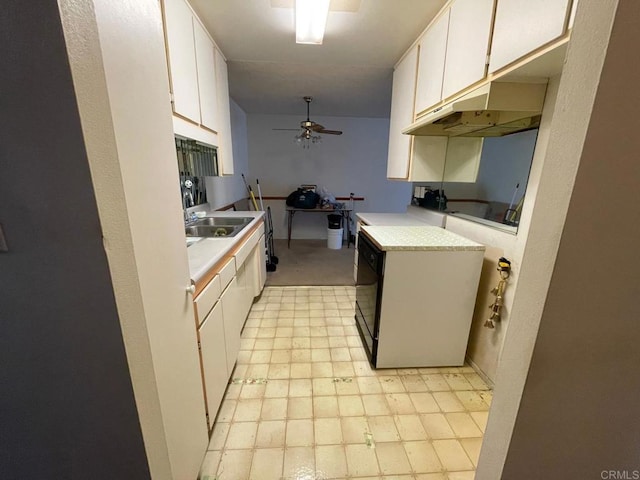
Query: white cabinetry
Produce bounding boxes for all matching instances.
[387,46,418,179]
[489,0,573,73]
[415,0,493,116]
[193,20,219,132]
[198,301,227,429]
[215,48,234,175]
[220,276,242,373]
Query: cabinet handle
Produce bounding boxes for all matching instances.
[186,285,196,295]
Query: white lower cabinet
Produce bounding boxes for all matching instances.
[220,276,242,374]
[198,301,228,429]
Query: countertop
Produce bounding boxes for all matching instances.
[361,225,485,251]
[356,207,446,227]
[186,211,265,284]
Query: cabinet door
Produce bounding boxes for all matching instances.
[409,137,483,183]
[258,234,267,293]
[220,277,241,373]
[163,0,200,122]
[215,48,234,175]
[193,20,219,132]
[386,46,419,180]
[441,0,494,100]
[414,9,449,116]
[489,0,572,73]
[198,301,228,429]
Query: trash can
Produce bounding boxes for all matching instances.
[327,228,344,250]
[327,214,342,229]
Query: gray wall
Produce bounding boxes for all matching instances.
[500,1,640,477]
[0,3,149,478]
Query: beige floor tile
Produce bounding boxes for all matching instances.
[312,378,336,396]
[262,310,279,319]
[242,327,259,338]
[313,395,339,417]
[404,440,443,473]
[273,337,293,350]
[367,416,401,442]
[362,394,391,416]
[207,422,230,451]
[460,437,483,467]
[335,379,359,395]
[286,419,314,446]
[396,368,419,375]
[256,327,276,338]
[420,413,456,440]
[333,361,356,377]
[446,413,483,438]
[415,474,447,480]
[310,337,330,349]
[280,302,295,310]
[268,364,291,380]
[261,398,288,420]
[478,390,493,407]
[345,444,381,477]
[470,411,489,433]
[454,391,490,412]
[283,446,315,480]
[255,420,286,448]
[246,363,269,380]
[310,326,328,337]
[311,362,334,378]
[236,350,251,364]
[278,311,295,319]
[386,393,417,415]
[328,330,347,342]
[199,450,221,478]
[375,442,413,476]
[310,316,328,326]
[330,347,351,361]
[316,445,348,479]
[422,374,451,392]
[271,349,292,364]
[224,383,242,400]
[311,348,331,362]
[290,363,312,379]
[379,376,406,393]
[341,416,370,444]
[291,349,311,362]
[293,326,311,337]
[394,414,429,441]
[464,372,489,390]
[216,399,236,422]
[446,471,476,480]
[276,327,294,338]
[240,384,266,400]
[353,360,376,377]
[233,398,262,421]
[292,337,311,349]
[346,335,363,347]
[400,375,429,392]
[288,397,313,419]
[349,347,368,361]
[431,439,474,471]
[357,377,382,394]
[443,373,474,391]
[433,392,466,412]
[338,395,365,416]
[225,422,258,449]
[240,337,256,350]
[216,449,253,479]
[264,379,289,398]
[289,379,312,397]
[315,417,343,445]
[231,363,249,379]
[249,447,284,480]
[409,392,440,413]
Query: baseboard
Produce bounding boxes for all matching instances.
[466,356,494,389]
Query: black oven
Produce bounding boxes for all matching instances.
[354,231,385,366]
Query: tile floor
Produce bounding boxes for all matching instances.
[200,286,492,480]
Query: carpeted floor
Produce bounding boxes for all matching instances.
[265,239,355,286]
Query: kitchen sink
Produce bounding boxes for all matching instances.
[185,225,239,237]
[192,217,253,227]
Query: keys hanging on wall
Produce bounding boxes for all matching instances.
[485,257,511,329]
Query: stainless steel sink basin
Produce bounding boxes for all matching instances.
[185,225,240,237]
[192,217,253,227]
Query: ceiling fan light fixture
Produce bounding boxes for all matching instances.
[295,0,330,45]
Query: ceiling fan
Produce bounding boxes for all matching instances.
[274,96,342,147]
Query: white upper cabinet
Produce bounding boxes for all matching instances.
[489,0,573,73]
[193,19,219,133]
[442,0,494,100]
[163,0,200,123]
[387,46,419,180]
[414,10,449,116]
[215,48,234,175]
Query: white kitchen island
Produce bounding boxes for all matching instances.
[356,225,485,368]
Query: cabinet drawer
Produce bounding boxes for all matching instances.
[219,256,236,290]
[194,274,221,325]
[235,225,261,267]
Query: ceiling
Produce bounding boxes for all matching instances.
[189,0,446,118]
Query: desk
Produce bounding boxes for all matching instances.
[286,207,353,248]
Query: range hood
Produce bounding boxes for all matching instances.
[403,82,547,137]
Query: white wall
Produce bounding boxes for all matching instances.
[204,99,251,210]
[246,114,412,239]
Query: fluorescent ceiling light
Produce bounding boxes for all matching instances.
[296,0,330,45]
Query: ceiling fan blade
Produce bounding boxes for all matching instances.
[317,129,343,135]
